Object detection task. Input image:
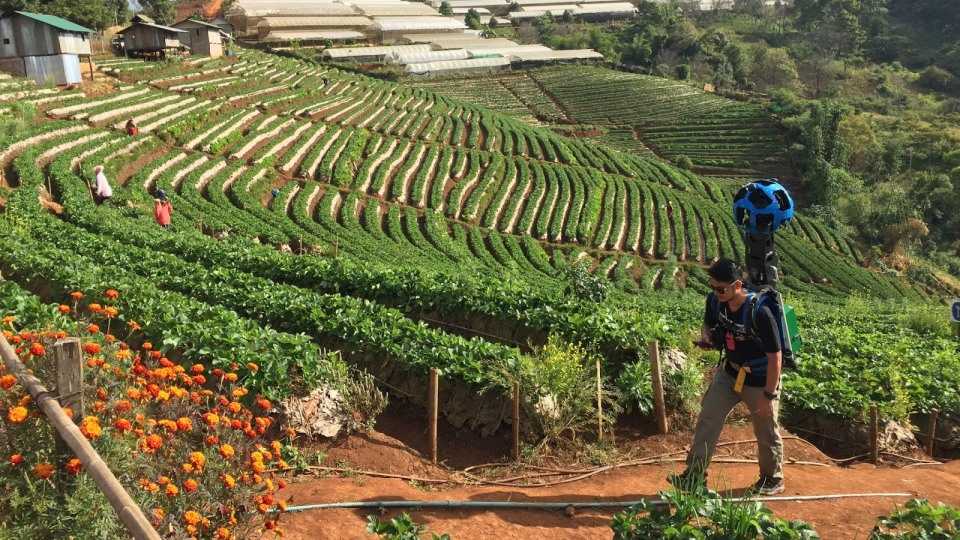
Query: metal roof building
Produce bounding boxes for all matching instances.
[173,18,225,57]
[0,11,93,85]
[321,43,431,61]
[354,3,442,16]
[510,48,603,62]
[374,16,467,43]
[406,56,510,75]
[117,21,187,58]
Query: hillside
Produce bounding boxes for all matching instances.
[1,49,959,538]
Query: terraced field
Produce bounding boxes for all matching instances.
[410,66,790,176]
[1,50,952,440]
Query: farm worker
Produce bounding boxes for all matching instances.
[92,165,112,205]
[669,258,784,495]
[153,189,173,228]
[125,118,139,136]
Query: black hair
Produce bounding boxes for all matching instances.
[707,258,741,283]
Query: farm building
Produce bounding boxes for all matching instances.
[173,18,225,57]
[117,21,187,58]
[255,16,373,43]
[374,17,467,43]
[321,43,431,62]
[225,1,361,36]
[354,3,442,17]
[511,48,603,63]
[388,48,469,64]
[0,11,93,85]
[405,56,510,76]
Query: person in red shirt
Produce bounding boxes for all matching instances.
[125,118,139,136]
[153,189,172,228]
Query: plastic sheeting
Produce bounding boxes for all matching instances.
[373,17,466,32]
[390,48,469,64]
[322,43,431,58]
[405,56,510,74]
[510,48,604,61]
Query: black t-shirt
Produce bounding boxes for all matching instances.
[704,294,781,369]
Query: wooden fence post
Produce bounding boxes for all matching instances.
[926,409,939,457]
[428,368,438,465]
[512,381,520,461]
[596,359,603,442]
[648,340,669,435]
[54,338,84,490]
[870,404,880,465]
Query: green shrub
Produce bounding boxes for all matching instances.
[869,499,960,539]
[367,513,450,540]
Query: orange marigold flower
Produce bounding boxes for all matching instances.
[192,374,206,385]
[190,364,205,374]
[251,461,267,474]
[151,507,165,524]
[65,457,82,475]
[165,484,179,497]
[256,398,272,411]
[104,289,119,300]
[29,343,45,357]
[9,453,24,466]
[115,349,133,361]
[158,419,177,433]
[142,341,153,351]
[7,406,28,424]
[114,418,132,432]
[58,304,71,314]
[79,416,102,439]
[218,444,235,459]
[2,315,15,326]
[104,334,116,344]
[216,527,232,540]
[222,474,237,489]
[211,368,225,378]
[87,324,100,334]
[228,402,242,414]
[204,413,220,426]
[144,434,163,452]
[19,395,31,407]
[88,303,102,313]
[189,451,206,469]
[103,307,119,319]
[70,291,84,301]
[159,357,174,368]
[247,363,259,373]
[114,400,133,413]
[83,342,101,355]
[176,417,193,432]
[183,511,202,526]
[205,435,220,446]
[127,320,141,332]
[0,374,16,390]
[96,387,108,401]
[225,373,238,383]
[126,388,142,400]
[183,478,199,493]
[33,462,54,479]
[181,462,195,474]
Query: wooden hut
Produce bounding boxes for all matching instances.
[173,17,224,57]
[0,11,93,84]
[117,20,186,58]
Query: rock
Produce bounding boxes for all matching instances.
[281,385,347,439]
[534,394,560,420]
[662,349,688,373]
[879,419,918,453]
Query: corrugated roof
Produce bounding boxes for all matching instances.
[406,56,510,73]
[390,48,469,63]
[373,17,466,32]
[451,7,491,14]
[258,16,373,27]
[322,43,431,58]
[228,1,360,16]
[10,11,93,33]
[354,3,441,16]
[118,22,188,34]
[263,29,366,40]
[511,48,603,61]
[575,2,637,13]
[173,17,224,29]
[444,0,509,6]
[399,32,476,43]
[518,4,579,11]
[463,44,549,55]
[430,36,517,49]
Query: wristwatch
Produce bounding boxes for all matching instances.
[763,390,779,400]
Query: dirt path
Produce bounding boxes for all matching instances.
[273,425,960,540]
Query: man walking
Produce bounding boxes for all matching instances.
[92,165,112,205]
[670,258,785,495]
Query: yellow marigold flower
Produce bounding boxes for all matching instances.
[79,416,102,439]
[181,463,195,474]
[222,473,237,489]
[183,511,202,526]
[165,484,179,497]
[7,405,28,424]
[176,417,193,431]
[219,444,235,459]
[189,451,206,469]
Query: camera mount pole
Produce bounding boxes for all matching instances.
[743,231,780,290]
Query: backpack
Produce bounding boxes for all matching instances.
[708,287,801,369]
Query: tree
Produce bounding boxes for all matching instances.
[560,9,574,24]
[749,46,800,90]
[0,0,114,30]
[439,1,452,16]
[137,0,175,24]
[795,0,866,61]
[464,8,482,30]
[733,0,764,18]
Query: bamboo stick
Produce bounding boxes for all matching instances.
[649,340,669,434]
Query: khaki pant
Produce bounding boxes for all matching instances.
[686,367,783,479]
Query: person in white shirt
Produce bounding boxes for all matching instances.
[92,165,112,205]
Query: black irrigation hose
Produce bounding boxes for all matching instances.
[280,492,915,514]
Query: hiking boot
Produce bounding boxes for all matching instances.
[667,468,707,491]
[753,475,784,495]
